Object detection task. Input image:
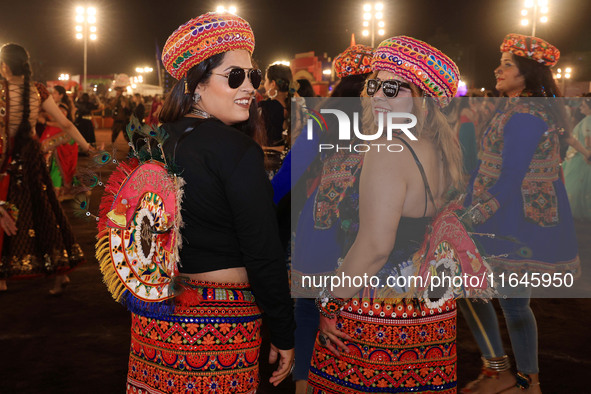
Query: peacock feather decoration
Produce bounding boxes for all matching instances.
[81,116,186,314]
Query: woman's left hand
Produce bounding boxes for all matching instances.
[318,314,351,357]
[0,206,17,236]
[268,344,295,386]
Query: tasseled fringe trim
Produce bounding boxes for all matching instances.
[172,175,186,268]
[96,230,177,314]
[96,231,126,302]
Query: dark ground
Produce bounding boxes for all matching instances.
[0,128,590,393]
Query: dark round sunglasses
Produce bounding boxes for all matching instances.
[212,68,262,89]
[366,79,411,98]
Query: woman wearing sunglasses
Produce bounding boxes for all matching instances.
[308,36,463,393]
[459,34,580,394]
[124,13,295,393]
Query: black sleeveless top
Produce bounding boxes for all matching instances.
[340,137,435,263]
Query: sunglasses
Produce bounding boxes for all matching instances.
[366,79,412,98]
[212,68,262,89]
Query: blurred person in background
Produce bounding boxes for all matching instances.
[260,63,293,147]
[109,86,131,143]
[563,93,591,221]
[459,34,580,394]
[75,92,101,147]
[0,43,91,294]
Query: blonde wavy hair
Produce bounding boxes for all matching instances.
[361,71,464,197]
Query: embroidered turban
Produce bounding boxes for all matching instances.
[500,33,559,67]
[372,36,460,106]
[162,12,255,80]
[333,45,374,78]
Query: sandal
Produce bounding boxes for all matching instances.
[461,356,515,394]
[497,372,541,393]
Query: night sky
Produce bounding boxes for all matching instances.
[2,0,591,89]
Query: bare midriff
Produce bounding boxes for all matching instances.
[182,267,249,284]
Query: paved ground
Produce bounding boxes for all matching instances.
[0,128,589,393]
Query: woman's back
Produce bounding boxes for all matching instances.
[398,135,446,218]
[365,134,445,221]
[5,80,41,137]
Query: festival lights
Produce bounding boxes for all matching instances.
[272,60,291,67]
[520,0,549,36]
[555,67,572,80]
[555,67,573,94]
[361,3,385,47]
[215,5,237,14]
[135,67,154,74]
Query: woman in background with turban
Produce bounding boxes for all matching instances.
[459,34,579,394]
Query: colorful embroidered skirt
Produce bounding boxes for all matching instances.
[127,281,262,394]
[308,298,457,393]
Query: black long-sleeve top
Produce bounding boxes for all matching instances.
[163,117,294,350]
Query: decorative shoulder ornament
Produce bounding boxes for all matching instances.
[375,201,496,308]
[95,117,185,312]
[413,202,496,308]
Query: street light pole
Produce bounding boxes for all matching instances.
[362,3,385,47]
[83,29,88,92]
[531,2,537,36]
[521,0,548,37]
[371,15,375,47]
[75,6,97,92]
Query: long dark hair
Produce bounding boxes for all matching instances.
[297,78,315,97]
[331,73,370,98]
[0,43,33,153]
[53,85,73,121]
[265,64,293,144]
[513,54,570,138]
[513,55,561,98]
[160,52,265,146]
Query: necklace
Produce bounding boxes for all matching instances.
[189,107,211,118]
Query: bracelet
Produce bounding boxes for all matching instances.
[315,287,346,319]
[470,207,485,225]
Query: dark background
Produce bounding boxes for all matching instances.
[1,0,591,89]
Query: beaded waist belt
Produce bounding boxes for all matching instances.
[175,279,256,305]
